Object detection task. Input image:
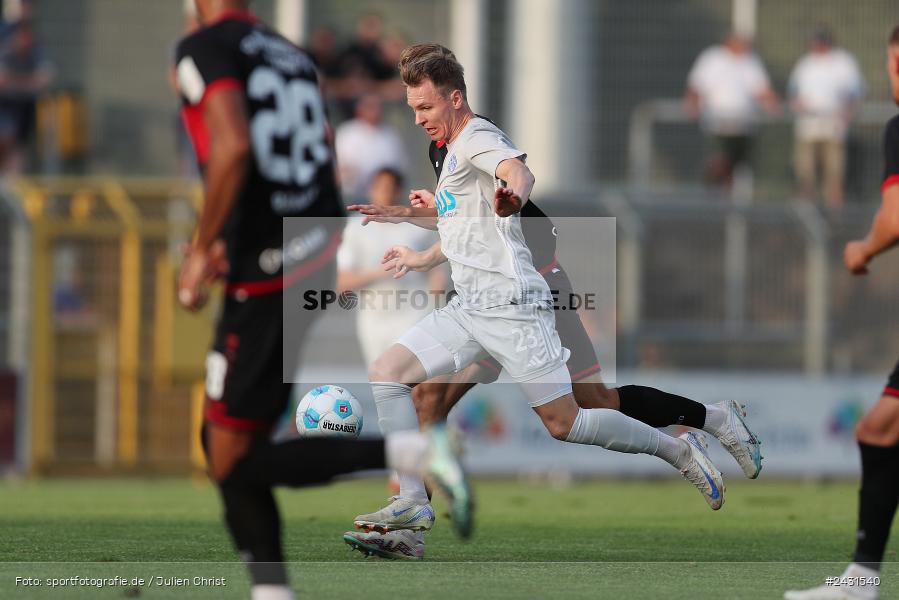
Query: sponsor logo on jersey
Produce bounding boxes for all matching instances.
[258,225,328,274]
[435,189,457,216]
[240,30,315,75]
[447,154,458,174]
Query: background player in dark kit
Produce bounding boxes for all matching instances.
[785,24,899,600]
[174,2,471,598]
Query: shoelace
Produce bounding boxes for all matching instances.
[719,431,748,455]
[681,462,710,491]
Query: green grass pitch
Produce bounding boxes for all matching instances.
[0,477,896,599]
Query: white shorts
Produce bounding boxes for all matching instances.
[397,296,570,385]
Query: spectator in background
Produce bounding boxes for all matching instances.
[336,14,393,84]
[788,28,864,209]
[306,26,341,90]
[309,17,407,116]
[335,92,408,202]
[328,14,404,115]
[685,32,779,191]
[0,18,53,174]
[377,32,408,101]
[0,0,33,38]
[336,168,442,366]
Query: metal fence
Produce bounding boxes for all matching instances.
[0,178,209,475]
[4,179,899,474]
[628,100,898,202]
[603,190,899,376]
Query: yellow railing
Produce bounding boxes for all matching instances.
[5,177,214,474]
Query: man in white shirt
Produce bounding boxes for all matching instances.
[335,92,408,202]
[685,33,780,190]
[350,43,730,548]
[788,29,865,208]
[337,168,442,365]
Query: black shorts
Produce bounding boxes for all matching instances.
[478,262,601,382]
[204,260,336,432]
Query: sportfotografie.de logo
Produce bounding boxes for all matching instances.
[300,289,597,312]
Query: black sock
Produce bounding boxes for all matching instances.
[225,437,386,488]
[217,437,386,587]
[616,385,707,428]
[853,442,899,570]
[220,483,287,585]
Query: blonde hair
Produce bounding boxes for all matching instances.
[398,43,467,99]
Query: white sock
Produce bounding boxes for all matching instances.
[385,430,429,474]
[565,408,690,468]
[372,382,429,503]
[655,434,691,469]
[251,584,294,600]
[702,403,728,436]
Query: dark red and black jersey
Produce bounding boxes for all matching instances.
[882,114,899,193]
[428,126,558,274]
[174,10,343,292]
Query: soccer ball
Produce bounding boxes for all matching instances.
[296,385,363,438]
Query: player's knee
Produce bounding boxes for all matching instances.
[542,414,574,440]
[368,356,399,384]
[855,416,877,442]
[204,427,254,484]
[855,415,899,446]
[209,455,237,484]
[547,421,572,441]
[885,429,899,446]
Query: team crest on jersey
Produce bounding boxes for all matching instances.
[447,154,458,174]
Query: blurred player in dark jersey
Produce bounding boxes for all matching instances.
[174,2,471,598]
[785,25,899,600]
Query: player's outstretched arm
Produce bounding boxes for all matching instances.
[494,158,534,217]
[347,203,439,230]
[382,240,446,279]
[845,185,899,275]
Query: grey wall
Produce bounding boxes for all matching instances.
[36,0,184,175]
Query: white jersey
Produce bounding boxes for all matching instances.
[337,216,438,363]
[435,117,551,309]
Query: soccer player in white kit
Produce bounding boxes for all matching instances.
[355,44,727,542]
